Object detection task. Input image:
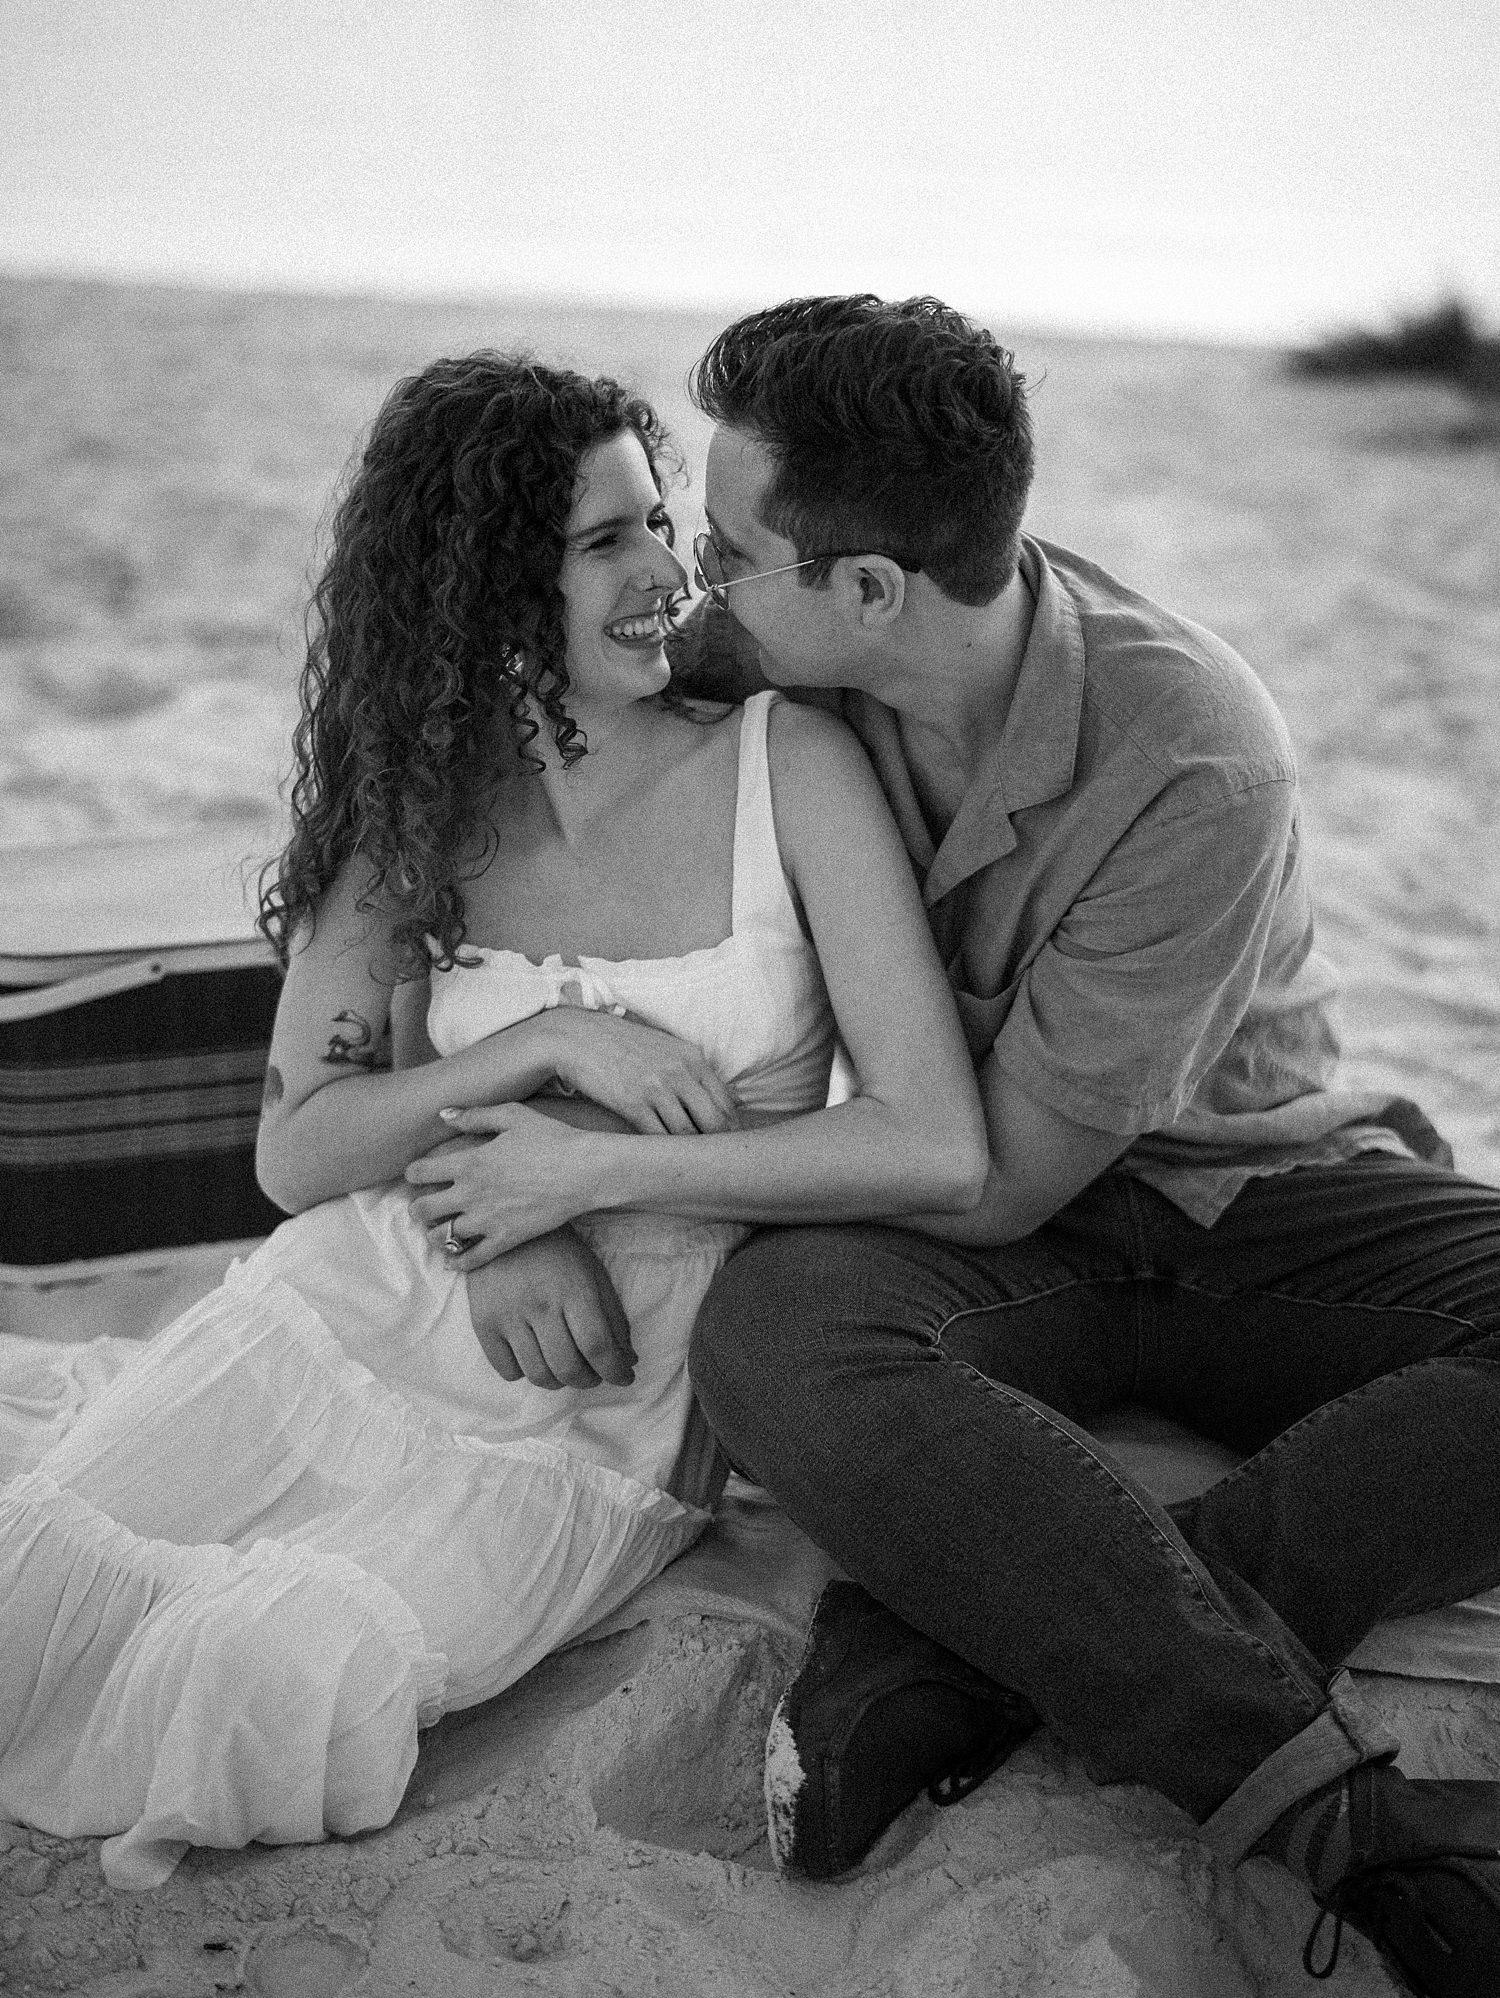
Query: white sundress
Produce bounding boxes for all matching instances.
[0,691,836,1888]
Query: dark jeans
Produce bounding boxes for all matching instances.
[688,1156,1500,1848]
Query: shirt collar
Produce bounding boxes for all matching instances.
[844,537,1086,906]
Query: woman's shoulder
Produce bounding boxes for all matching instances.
[283,847,403,967]
[765,689,865,772]
[763,694,890,869]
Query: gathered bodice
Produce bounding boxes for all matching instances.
[426,693,836,1119]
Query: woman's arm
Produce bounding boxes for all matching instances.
[412,705,990,1255]
[257,862,745,1213]
[255,859,567,1212]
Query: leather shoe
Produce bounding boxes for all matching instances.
[1304,1765,1500,1994]
[765,1580,1038,1879]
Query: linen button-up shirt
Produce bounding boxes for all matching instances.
[669,537,1446,1224]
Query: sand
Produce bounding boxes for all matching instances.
[0,1608,1412,1998]
[12,1583,1497,1997]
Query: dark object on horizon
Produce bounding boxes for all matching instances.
[1289,299,1500,400]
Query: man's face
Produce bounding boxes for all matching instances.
[701,426,853,688]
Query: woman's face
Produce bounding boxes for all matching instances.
[556,429,688,712]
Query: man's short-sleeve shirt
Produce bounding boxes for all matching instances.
[670,538,1447,1224]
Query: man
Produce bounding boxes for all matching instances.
[663,295,1500,1994]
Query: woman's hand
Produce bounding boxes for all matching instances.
[542,1009,739,1135]
[405,1102,605,1263]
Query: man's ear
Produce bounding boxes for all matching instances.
[848,555,906,627]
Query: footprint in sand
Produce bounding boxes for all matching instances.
[583,1624,784,1860]
[245,1930,367,1997]
[438,1886,579,1964]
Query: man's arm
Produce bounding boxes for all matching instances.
[411,706,989,1252]
[906,773,1307,1245]
[895,1054,1131,1246]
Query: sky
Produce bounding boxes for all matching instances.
[3,0,1497,341]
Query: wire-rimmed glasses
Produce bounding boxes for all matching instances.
[691,530,827,610]
[692,528,922,610]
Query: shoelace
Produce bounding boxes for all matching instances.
[1303,1854,1474,1981]
[1303,1872,1366,1980]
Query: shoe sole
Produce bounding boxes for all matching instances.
[764,1693,806,1874]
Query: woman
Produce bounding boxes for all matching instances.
[0,354,985,1888]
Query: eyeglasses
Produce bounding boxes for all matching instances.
[691,531,822,609]
[692,529,918,611]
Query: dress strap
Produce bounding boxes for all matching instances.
[730,691,801,938]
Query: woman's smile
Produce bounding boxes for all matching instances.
[560,429,688,705]
[603,602,673,649]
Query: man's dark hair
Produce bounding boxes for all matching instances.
[691,295,1034,607]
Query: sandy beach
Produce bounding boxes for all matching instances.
[0,1616,1427,1998]
[9,1480,1498,1998]
[2,276,1498,1994]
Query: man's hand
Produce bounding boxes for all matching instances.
[465,1227,636,1391]
[546,1009,739,1135]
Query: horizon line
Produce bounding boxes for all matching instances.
[0,255,1352,353]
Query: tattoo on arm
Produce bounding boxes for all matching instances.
[261,1062,285,1108]
[324,1009,389,1071]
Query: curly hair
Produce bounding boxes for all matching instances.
[258,352,676,977]
[691,295,1034,606]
